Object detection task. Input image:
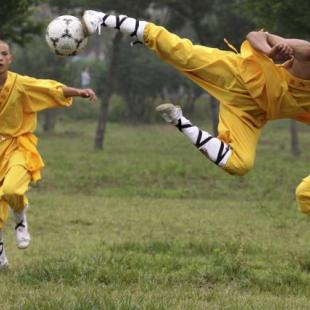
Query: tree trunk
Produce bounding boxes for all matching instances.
[290,120,300,157]
[43,110,56,133]
[94,32,122,150]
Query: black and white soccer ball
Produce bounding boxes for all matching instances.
[45,15,88,56]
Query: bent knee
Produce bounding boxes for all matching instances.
[223,157,254,176]
[296,181,310,215]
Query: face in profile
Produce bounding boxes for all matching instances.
[0,41,12,75]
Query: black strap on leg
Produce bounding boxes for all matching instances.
[215,142,231,165]
[176,119,193,132]
[15,221,25,231]
[130,20,143,45]
[0,241,3,255]
[195,130,213,148]
[130,20,140,37]
[115,15,128,30]
[101,14,110,27]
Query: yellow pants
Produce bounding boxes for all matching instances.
[217,102,262,175]
[0,152,31,229]
[144,23,310,214]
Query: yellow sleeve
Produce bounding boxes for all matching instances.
[19,75,73,112]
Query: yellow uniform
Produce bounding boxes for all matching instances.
[0,71,72,228]
[144,23,310,214]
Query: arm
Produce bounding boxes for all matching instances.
[246,31,294,62]
[246,31,272,55]
[267,33,310,61]
[246,31,310,62]
[62,86,97,102]
[21,75,97,113]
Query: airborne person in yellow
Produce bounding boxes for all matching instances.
[0,40,97,268]
[82,11,310,214]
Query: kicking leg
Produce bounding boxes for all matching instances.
[82,10,251,114]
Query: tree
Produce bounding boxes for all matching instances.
[243,0,310,37]
[0,0,42,45]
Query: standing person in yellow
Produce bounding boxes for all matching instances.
[82,11,310,214]
[0,40,97,268]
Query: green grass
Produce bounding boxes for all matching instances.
[1,118,310,309]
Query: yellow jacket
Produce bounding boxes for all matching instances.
[0,71,72,181]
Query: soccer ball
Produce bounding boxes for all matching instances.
[45,15,88,56]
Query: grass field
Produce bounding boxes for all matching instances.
[1,117,310,309]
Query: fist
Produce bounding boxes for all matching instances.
[269,43,294,62]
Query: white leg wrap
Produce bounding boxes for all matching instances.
[102,14,147,42]
[177,116,232,167]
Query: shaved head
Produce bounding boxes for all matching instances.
[0,40,10,53]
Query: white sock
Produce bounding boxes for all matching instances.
[177,116,232,167]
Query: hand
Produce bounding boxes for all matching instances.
[78,88,97,102]
[268,43,294,62]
